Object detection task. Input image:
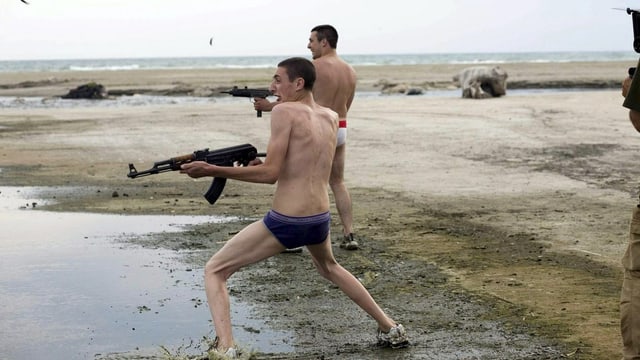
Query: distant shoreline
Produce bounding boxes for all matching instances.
[0,51,636,72]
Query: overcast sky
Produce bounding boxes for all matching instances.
[0,0,637,60]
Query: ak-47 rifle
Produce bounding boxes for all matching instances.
[127,143,265,205]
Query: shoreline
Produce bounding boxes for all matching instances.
[0,60,632,97]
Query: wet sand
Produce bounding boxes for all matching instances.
[0,60,637,359]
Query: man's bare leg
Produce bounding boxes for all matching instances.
[204,220,285,351]
[329,144,357,249]
[307,237,395,329]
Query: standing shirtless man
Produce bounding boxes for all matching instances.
[254,25,359,250]
[181,57,407,358]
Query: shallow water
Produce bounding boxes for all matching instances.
[0,94,221,109]
[0,88,601,110]
[0,187,293,359]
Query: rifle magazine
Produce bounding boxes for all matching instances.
[204,177,227,205]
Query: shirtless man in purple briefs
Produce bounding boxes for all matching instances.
[180,57,408,357]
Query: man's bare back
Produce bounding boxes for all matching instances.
[312,55,356,119]
[269,100,338,216]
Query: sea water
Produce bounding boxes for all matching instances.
[0,51,637,72]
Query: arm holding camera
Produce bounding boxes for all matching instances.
[622,60,640,133]
[622,7,640,132]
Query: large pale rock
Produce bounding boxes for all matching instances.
[453,66,508,99]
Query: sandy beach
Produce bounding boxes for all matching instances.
[1,60,638,359]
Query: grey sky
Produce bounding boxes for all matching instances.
[0,0,636,60]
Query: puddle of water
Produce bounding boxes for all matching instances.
[0,187,293,359]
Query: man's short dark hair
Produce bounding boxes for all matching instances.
[278,57,316,90]
[311,24,338,49]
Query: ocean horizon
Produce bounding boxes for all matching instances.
[0,51,637,73]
